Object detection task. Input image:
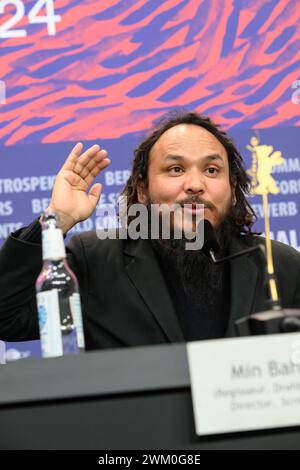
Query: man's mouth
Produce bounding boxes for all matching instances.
[182,203,205,215]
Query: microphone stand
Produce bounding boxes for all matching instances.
[207,238,300,336]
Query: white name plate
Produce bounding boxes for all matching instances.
[187,333,300,436]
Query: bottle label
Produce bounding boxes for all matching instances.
[70,293,85,349]
[42,228,66,260]
[37,290,63,358]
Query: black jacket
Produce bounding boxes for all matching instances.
[0,222,300,349]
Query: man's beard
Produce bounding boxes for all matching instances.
[150,213,234,310]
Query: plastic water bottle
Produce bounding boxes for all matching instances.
[36,211,85,358]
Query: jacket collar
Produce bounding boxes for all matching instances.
[124,235,260,342]
[226,235,259,337]
[124,238,185,342]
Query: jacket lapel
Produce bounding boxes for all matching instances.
[124,238,185,343]
[226,237,259,337]
[124,235,261,341]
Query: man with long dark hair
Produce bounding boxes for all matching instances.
[0,112,299,348]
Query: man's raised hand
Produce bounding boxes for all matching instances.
[46,142,110,234]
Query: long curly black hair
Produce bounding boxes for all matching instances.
[120,111,257,234]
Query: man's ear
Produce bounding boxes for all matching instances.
[232,191,237,206]
[137,179,147,204]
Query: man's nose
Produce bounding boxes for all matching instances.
[183,171,205,194]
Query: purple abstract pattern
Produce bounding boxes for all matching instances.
[0,0,299,146]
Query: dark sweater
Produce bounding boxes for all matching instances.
[158,255,230,341]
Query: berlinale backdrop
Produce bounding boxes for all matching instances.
[0,0,299,360]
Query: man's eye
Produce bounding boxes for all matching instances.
[169,166,183,174]
[206,167,218,175]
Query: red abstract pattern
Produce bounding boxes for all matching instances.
[0,0,299,146]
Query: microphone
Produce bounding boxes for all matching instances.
[201,219,220,258]
[202,219,265,266]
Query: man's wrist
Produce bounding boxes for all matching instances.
[42,207,76,235]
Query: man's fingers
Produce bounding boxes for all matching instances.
[62,143,105,174]
[78,149,108,179]
[85,157,111,187]
[59,142,110,189]
[73,142,84,157]
[88,183,102,209]
[61,142,83,170]
[75,144,102,169]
